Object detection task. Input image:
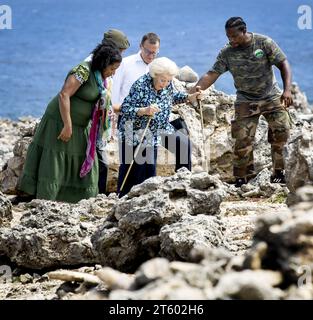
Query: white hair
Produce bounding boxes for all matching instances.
[149,57,179,78]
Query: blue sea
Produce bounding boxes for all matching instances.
[1,0,312,119]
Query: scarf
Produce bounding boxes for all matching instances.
[80,70,113,178]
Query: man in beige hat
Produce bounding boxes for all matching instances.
[85,28,130,62]
[102,29,130,51]
[85,28,130,194]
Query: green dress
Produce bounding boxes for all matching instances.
[19,62,100,203]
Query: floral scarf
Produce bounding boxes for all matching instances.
[80,70,113,178]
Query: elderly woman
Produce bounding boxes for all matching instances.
[117,57,201,197]
[19,43,122,203]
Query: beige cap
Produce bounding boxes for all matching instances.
[103,29,130,49]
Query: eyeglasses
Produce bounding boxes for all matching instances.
[141,46,159,57]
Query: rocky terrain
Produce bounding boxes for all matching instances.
[0,69,312,300]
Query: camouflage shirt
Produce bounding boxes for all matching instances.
[210,33,287,102]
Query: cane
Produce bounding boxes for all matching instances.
[119,116,153,195]
[196,86,208,172]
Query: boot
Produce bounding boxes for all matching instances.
[235,177,247,188]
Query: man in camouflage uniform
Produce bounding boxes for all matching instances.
[190,17,293,187]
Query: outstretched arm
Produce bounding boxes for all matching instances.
[277,59,293,107]
[188,71,220,94]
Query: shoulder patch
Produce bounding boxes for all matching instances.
[254,49,265,58]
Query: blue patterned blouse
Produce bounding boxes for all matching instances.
[118,73,188,146]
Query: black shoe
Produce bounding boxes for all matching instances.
[270,170,286,184]
[235,177,247,188]
[10,194,35,205]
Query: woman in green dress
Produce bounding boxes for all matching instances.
[19,43,122,203]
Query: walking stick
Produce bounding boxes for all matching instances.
[119,116,153,194]
[196,86,208,172]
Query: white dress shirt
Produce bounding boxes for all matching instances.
[111,51,149,105]
[84,54,92,62]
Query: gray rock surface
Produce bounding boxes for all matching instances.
[291,82,312,114]
[213,270,283,300]
[52,186,313,300]
[176,65,199,83]
[159,214,225,261]
[92,170,226,272]
[0,192,12,227]
[2,184,312,300]
[246,186,313,283]
[0,169,226,271]
[0,117,36,194]
[285,122,313,195]
[0,194,117,269]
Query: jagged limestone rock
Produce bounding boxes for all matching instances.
[0,192,12,227]
[0,195,116,269]
[92,170,226,272]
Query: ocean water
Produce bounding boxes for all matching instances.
[0,0,312,119]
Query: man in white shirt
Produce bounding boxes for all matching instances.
[112,33,160,106]
[113,33,192,174]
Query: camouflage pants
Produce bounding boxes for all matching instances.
[231,99,291,178]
